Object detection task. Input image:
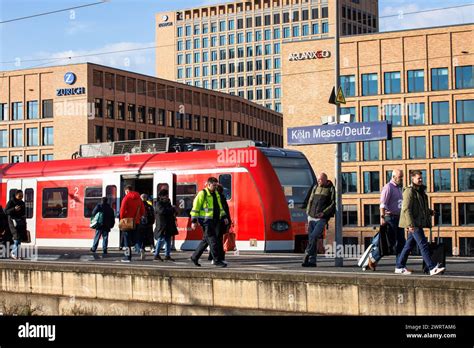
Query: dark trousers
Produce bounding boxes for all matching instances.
[122,229,135,260]
[192,220,221,262]
[208,220,227,261]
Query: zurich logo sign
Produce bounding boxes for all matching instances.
[64,72,76,85]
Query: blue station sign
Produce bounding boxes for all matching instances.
[288,121,391,145]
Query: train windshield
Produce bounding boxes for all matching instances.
[265,155,315,207]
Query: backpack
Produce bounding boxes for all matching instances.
[141,203,155,225]
[90,211,104,229]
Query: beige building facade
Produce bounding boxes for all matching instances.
[0,63,283,162]
[155,0,378,112]
[283,24,474,255]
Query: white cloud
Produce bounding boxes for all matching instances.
[65,21,91,36]
[26,41,156,76]
[380,3,474,32]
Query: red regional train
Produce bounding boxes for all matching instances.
[0,141,316,252]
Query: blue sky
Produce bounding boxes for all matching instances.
[0,0,473,75]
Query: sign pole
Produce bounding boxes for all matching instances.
[334,0,343,267]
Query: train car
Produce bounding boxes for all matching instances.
[0,141,316,252]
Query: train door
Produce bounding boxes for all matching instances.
[6,179,37,245]
[102,174,121,248]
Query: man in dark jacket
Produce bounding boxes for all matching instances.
[302,173,335,267]
[137,193,155,260]
[153,189,178,261]
[208,184,231,262]
[5,190,27,260]
[119,185,145,262]
[90,197,116,255]
[397,170,445,276]
[0,205,13,257]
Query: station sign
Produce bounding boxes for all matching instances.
[287,121,391,145]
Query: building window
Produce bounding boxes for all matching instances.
[42,154,53,161]
[409,136,426,159]
[12,129,23,147]
[364,204,380,226]
[342,172,357,193]
[0,130,7,148]
[407,70,424,93]
[340,107,356,122]
[106,127,114,142]
[362,106,378,122]
[456,100,474,123]
[363,141,379,161]
[433,169,451,192]
[94,98,103,118]
[128,104,135,122]
[432,135,450,158]
[455,65,474,89]
[322,22,328,33]
[11,155,22,163]
[93,70,103,87]
[408,103,425,126]
[432,101,449,124]
[27,155,38,162]
[458,168,474,191]
[384,104,402,126]
[342,205,357,226]
[138,106,146,123]
[117,128,125,141]
[106,100,114,119]
[384,71,401,94]
[386,137,402,160]
[363,171,380,193]
[41,100,53,119]
[128,130,136,140]
[42,188,68,218]
[340,75,355,97]
[361,73,377,96]
[434,203,451,225]
[43,127,53,146]
[27,128,38,147]
[117,102,125,121]
[84,187,102,218]
[457,134,474,157]
[431,67,449,91]
[459,203,474,225]
[0,103,9,121]
[12,102,23,120]
[342,142,357,162]
[27,101,38,119]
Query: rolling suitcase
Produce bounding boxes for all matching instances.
[422,223,446,274]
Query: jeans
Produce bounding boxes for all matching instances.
[11,240,21,258]
[122,230,135,261]
[192,220,221,262]
[305,219,327,264]
[91,229,109,252]
[371,215,406,265]
[397,227,436,270]
[155,235,172,257]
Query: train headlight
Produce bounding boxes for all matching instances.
[271,221,289,232]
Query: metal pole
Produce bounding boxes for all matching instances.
[334,0,343,267]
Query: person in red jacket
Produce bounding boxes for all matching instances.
[119,185,145,262]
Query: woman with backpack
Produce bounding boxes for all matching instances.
[90,197,115,255]
[153,189,178,261]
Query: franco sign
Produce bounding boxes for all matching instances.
[287,121,391,145]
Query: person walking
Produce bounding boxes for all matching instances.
[190,177,228,267]
[302,173,335,267]
[0,205,13,257]
[5,190,27,260]
[136,194,155,260]
[119,185,145,263]
[208,184,231,263]
[364,169,406,271]
[90,197,116,255]
[397,170,445,276]
[153,189,178,261]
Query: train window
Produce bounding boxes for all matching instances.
[25,188,34,219]
[84,186,102,218]
[219,174,232,200]
[176,183,197,217]
[42,188,68,218]
[106,185,117,213]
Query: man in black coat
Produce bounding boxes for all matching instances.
[90,197,116,254]
[208,184,231,262]
[153,189,178,261]
[5,190,27,260]
[0,205,13,257]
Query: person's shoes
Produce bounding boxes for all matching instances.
[90,248,96,253]
[140,250,146,261]
[165,256,175,261]
[429,264,445,276]
[214,261,227,267]
[191,256,201,267]
[121,258,131,263]
[395,267,413,275]
[211,260,215,265]
[154,255,163,261]
[302,262,317,267]
[103,250,108,255]
[11,254,19,260]
[367,257,377,271]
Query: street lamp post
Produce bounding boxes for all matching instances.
[334,0,343,267]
